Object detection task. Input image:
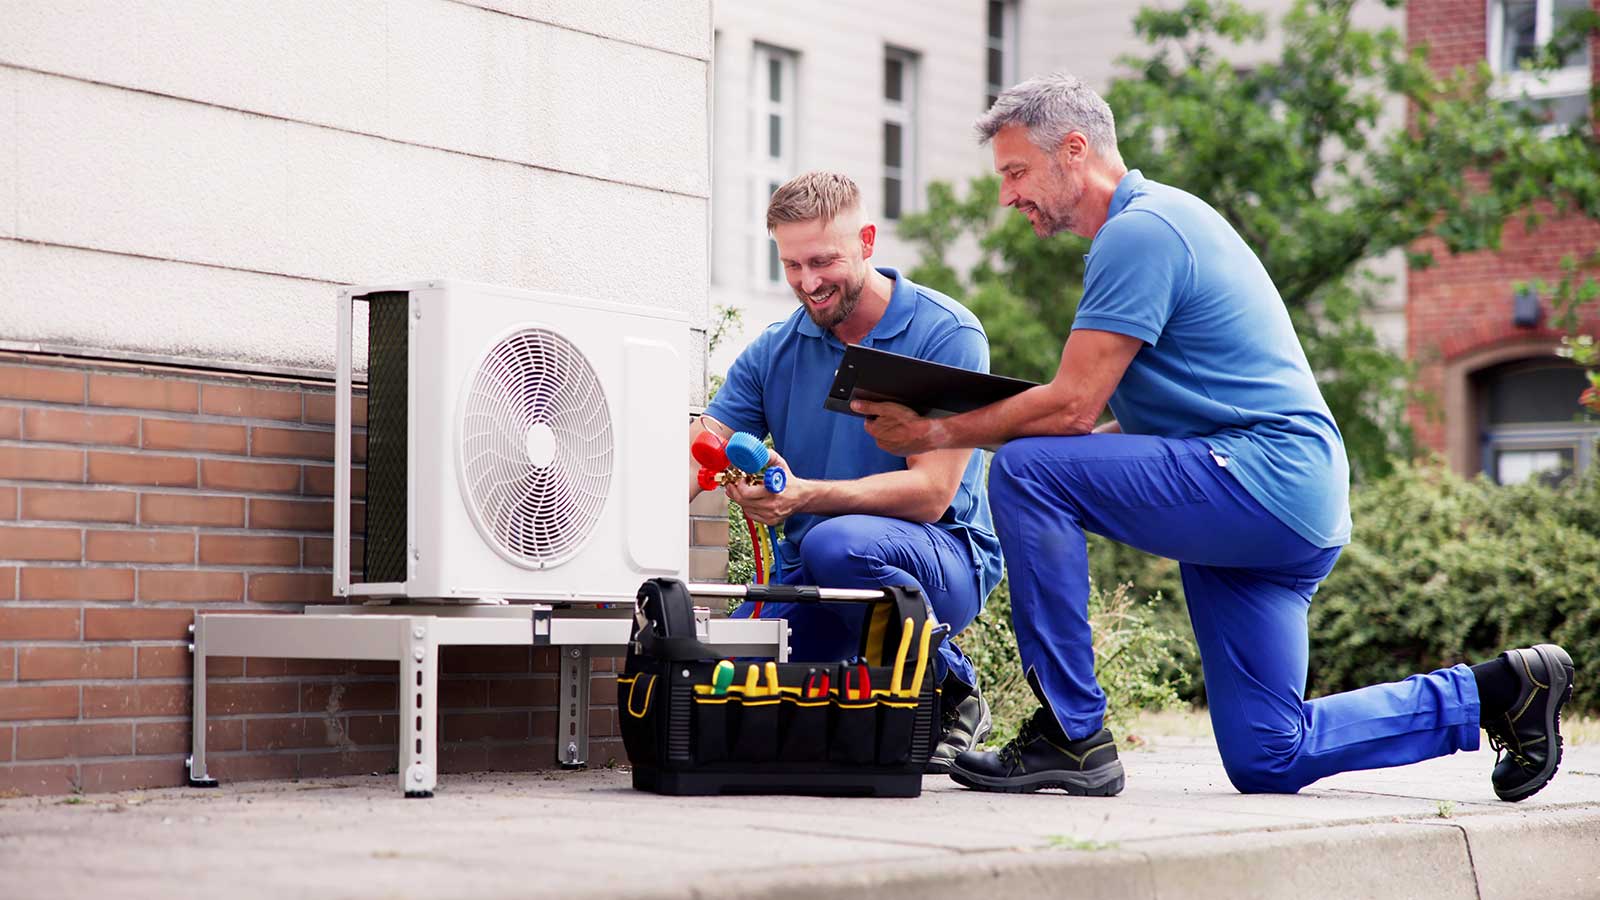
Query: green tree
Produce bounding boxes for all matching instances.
[901,0,1600,481]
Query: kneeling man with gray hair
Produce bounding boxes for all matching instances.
[859,73,1575,800]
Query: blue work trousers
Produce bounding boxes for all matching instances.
[989,434,1481,794]
[731,515,982,690]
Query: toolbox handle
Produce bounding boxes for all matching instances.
[684,583,886,602]
[632,578,721,662]
[634,579,933,670]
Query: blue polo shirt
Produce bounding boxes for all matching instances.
[1074,171,1352,548]
[705,268,1004,598]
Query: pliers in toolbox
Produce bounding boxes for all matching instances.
[802,669,830,699]
[842,661,872,701]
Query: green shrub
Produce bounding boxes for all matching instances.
[962,577,1191,744]
[1309,462,1600,711]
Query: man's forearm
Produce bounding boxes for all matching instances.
[938,382,1098,449]
[801,469,954,524]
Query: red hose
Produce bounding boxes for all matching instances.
[744,514,765,616]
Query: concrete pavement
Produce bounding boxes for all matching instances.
[2,737,1598,900]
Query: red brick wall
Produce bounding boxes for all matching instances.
[0,353,728,796]
[1408,0,1488,72]
[1406,0,1600,458]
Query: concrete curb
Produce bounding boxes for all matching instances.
[669,806,1600,900]
[6,745,1598,900]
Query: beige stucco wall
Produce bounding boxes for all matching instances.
[0,0,713,397]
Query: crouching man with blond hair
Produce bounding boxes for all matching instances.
[689,172,1003,770]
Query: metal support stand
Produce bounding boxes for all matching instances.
[185,599,785,797]
[185,620,218,788]
[400,620,439,797]
[558,647,591,768]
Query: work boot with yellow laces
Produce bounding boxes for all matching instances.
[1484,643,1575,802]
[948,708,1124,796]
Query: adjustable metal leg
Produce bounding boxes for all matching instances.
[400,619,438,797]
[186,617,217,787]
[558,646,591,768]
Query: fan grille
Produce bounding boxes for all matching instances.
[459,328,613,568]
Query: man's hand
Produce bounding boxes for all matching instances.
[853,399,946,456]
[725,448,807,525]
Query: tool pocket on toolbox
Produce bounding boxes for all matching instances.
[778,694,829,762]
[618,673,659,763]
[829,694,879,765]
[691,693,730,764]
[730,695,781,762]
[876,698,917,765]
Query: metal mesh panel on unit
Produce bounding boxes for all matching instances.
[363,292,411,585]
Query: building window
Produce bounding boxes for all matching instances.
[883,48,918,221]
[752,44,797,287]
[986,0,1019,109]
[1477,358,1599,485]
[1487,0,1592,134]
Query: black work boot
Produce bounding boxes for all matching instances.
[948,708,1124,796]
[1485,643,1575,802]
[926,680,992,774]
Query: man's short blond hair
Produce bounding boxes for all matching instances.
[765,172,861,232]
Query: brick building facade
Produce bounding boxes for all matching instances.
[1,2,721,797]
[0,355,733,796]
[1407,0,1600,481]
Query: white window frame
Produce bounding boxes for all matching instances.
[1482,425,1598,484]
[986,0,1020,109]
[883,47,918,221]
[1486,0,1592,134]
[751,44,798,290]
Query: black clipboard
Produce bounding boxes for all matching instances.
[824,344,1037,419]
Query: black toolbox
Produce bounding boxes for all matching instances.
[618,578,942,797]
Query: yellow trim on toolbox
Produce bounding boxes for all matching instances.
[696,683,796,697]
[625,675,654,719]
[692,696,731,705]
[780,696,830,709]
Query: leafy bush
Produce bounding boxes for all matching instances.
[1309,462,1600,712]
[962,577,1191,745]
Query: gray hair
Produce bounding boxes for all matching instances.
[975,72,1118,157]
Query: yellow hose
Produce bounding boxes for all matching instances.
[754,521,774,585]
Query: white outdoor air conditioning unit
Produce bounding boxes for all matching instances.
[332,280,688,603]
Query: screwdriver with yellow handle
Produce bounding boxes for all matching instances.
[905,617,935,699]
[889,617,914,696]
